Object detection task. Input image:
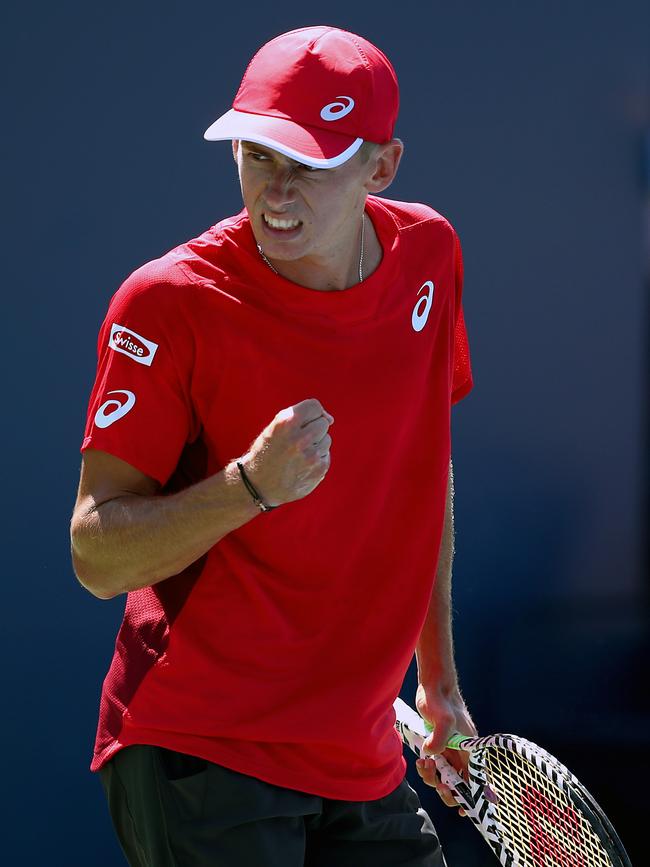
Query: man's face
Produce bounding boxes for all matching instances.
[233,140,376,267]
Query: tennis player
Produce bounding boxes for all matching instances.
[71,24,476,866]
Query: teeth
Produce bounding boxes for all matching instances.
[264,214,301,230]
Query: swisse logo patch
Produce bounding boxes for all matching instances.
[320,96,355,122]
[94,390,136,429]
[109,323,159,366]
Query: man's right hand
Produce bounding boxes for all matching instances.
[239,398,334,507]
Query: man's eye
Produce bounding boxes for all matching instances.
[299,164,322,173]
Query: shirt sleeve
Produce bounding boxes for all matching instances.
[81,266,197,485]
[451,230,473,405]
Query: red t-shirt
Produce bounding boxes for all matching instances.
[81,194,472,800]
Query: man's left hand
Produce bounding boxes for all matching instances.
[413,682,477,816]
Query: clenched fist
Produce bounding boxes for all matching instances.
[239,398,334,507]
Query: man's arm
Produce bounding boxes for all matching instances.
[70,450,259,599]
[71,398,333,599]
[413,459,477,808]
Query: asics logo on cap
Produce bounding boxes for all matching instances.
[320,96,355,122]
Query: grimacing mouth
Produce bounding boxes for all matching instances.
[262,211,302,229]
[262,212,303,230]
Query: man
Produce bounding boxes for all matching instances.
[71,24,476,867]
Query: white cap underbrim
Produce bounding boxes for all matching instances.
[204,108,363,168]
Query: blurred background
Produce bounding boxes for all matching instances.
[3,0,648,863]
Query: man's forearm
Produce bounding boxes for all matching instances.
[71,462,259,599]
[415,460,459,692]
[414,462,477,777]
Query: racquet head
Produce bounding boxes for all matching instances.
[394,697,631,867]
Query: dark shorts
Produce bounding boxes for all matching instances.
[99,744,446,867]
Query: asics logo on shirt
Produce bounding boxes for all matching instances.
[109,323,159,366]
[411,281,435,332]
[94,390,136,429]
[320,96,355,121]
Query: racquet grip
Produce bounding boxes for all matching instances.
[423,719,469,751]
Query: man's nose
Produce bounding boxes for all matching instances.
[263,166,297,210]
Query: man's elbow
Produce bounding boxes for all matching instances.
[71,544,121,600]
[70,517,126,599]
[81,579,120,601]
[70,531,156,598]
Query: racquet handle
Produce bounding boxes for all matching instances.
[423,720,470,751]
[396,698,470,753]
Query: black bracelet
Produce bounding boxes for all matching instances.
[236,462,277,512]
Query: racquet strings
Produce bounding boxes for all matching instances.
[477,743,615,867]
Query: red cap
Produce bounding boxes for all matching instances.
[204,26,399,168]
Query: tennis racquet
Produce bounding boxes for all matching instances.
[394,697,632,867]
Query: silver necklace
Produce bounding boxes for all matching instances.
[257,212,366,283]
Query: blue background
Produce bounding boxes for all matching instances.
[3,1,648,864]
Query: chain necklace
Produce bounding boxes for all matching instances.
[257,212,366,283]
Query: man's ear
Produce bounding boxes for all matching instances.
[232,139,240,163]
[365,139,404,194]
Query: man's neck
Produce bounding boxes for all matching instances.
[261,214,382,292]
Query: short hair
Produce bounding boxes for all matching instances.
[358,141,380,164]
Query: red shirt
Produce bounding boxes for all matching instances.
[81,194,472,799]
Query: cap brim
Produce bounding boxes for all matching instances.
[203,108,363,168]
